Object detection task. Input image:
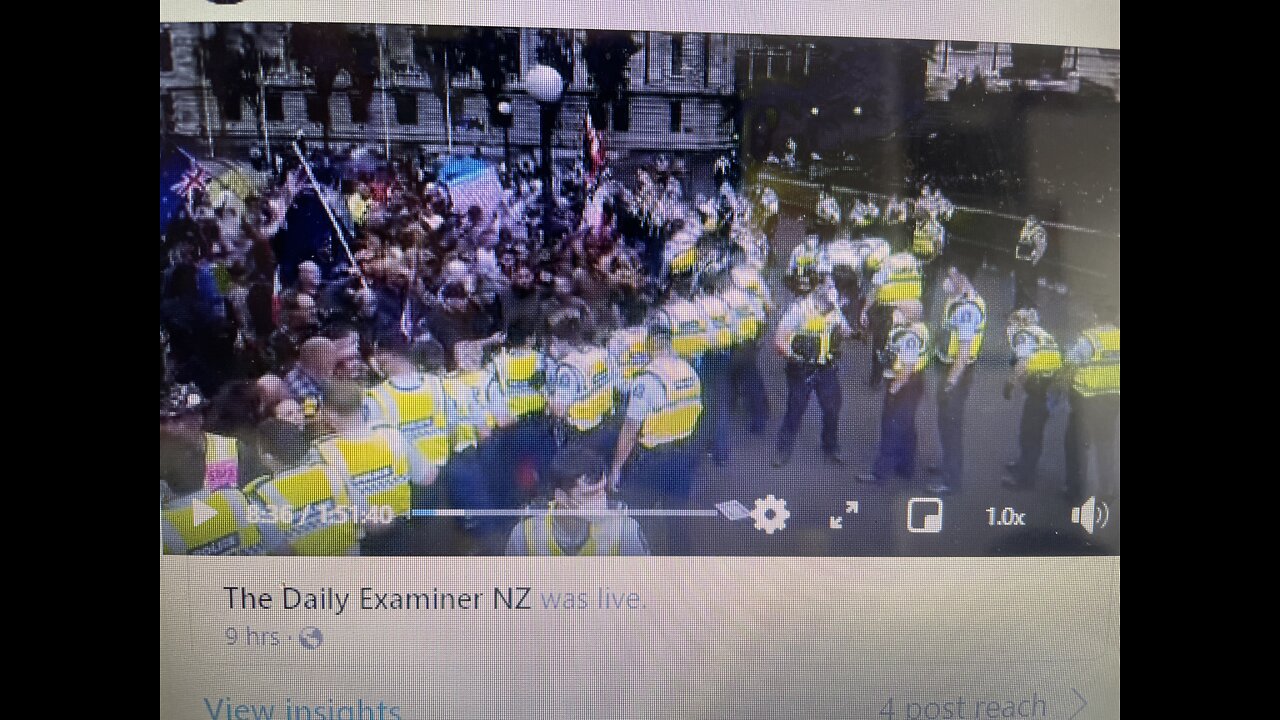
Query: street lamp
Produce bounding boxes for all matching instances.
[525,63,565,241]
[495,100,514,186]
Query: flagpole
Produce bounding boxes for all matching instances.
[291,140,367,289]
[379,30,390,158]
[259,54,272,169]
[444,51,453,155]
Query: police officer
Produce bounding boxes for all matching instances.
[486,321,550,502]
[929,268,986,495]
[160,383,253,500]
[1000,308,1063,490]
[506,447,650,556]
[314,380,434,555]
[545,309,619,458]
[440,345,506,552]
[609,316,704,551]
[1015,215,1048,310]
[860,300,930,485]
[911,213,947,315]
[721,261,771,434]
[772,276,854,467]
[161,483,280,556]
[1063,302,1120,501]
[863,248,923,386]
[246,418,361,556]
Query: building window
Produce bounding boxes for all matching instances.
[266,92,284,122]
[951,41,979,52]
[671,34,683,75]
[670,101,682,133]
[612,97,630,132]
[160,30,173,72]
[589,98,610,131]
[222,96,243,123]
[350,94,370,124]
[394,92,418,126]
[448,95,465,127]
[305,94,329,124]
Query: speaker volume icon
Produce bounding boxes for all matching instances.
[1070,496,1110,534]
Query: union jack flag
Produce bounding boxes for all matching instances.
[170,162,212,201]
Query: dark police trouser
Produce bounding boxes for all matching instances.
[1065,391,1120,500]
[701,349,733,462]
[777,361,842,455]
[729,340,770,433]
[868,305,893,384]
[873,374,925,479]
[921,260,941,317]
[1010,377,1052,486]
[936,363,975,487]
[446,444,512,553]
[490,415,554,504]
[624,441,701,554]
[1014,259,1038,310]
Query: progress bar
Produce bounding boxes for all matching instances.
[411,509,721,518]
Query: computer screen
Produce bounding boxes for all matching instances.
[160,2,1119,717]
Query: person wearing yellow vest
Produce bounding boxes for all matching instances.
[545,308,618,459]
[1000,307,1063,490]
[609,317,703,552]
[859,301,930,485]
[160,383,251,501]
[313,381,434,555]
[505,447,650,556]
[161,485,281,556]
[928,268,986,495]
[772,276,855,468]
[911,214,947,315]
[722,249,771,435]
[244,418,361,556]
[865,251,924,386]
[485,321,551,504]
[367,336,453,471]
[1064,301,1120,502]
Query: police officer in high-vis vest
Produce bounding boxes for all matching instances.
[1001,308,1063,490]
[1064,301,1120,502]
[545,309,618,458]
[161,485,280,556]
[722,255,771,434]
[486,320,550,503]
[864,250,923,386]
[772,276,855,468]
[609,316,704,552]
[440,343,507,551]
[245,418,361,556]
[860,300,930,485]
[160,383,253,504]
[505,447,650,556]
[313,380,434,556]
[911,214,947,315]
[929,268,986,495]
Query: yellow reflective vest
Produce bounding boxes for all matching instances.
[367,375,451,467]
[637,356,703,449]
[315,428,412,520]
[1072,325,1120,397]
[660,299,711,360]
[161,489,267,556]
[608,327,651,381]
[203,433,240,491]
[720,287,765,343]
[557,348,617,432]
[889,322,931,375]
[442,369,495,453]
[492,347,547,419]
[936,294,987,364]
[1009,325,1063,378]
[874,253,923,305]
[246,461,360,557]
[519,511,623,556]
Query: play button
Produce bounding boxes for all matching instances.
[192,499,218,527]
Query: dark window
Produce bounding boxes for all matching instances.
[266,92,284,122]
[669,101,682,133]
[394,92,418,126]
[703,34,712,86]
[161,93,175,131]
[350,94,370,124]
[160,30,173,72]
[222,96,243,123]
[671,34,683,75]
[951,41,980,52]
[305,94,328,124]
[589,98,609,131]
[448,95,465,127]
[612,97,630,132]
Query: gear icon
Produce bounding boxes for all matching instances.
[749,494,790,534]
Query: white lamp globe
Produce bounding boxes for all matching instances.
[526,65,564,104]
